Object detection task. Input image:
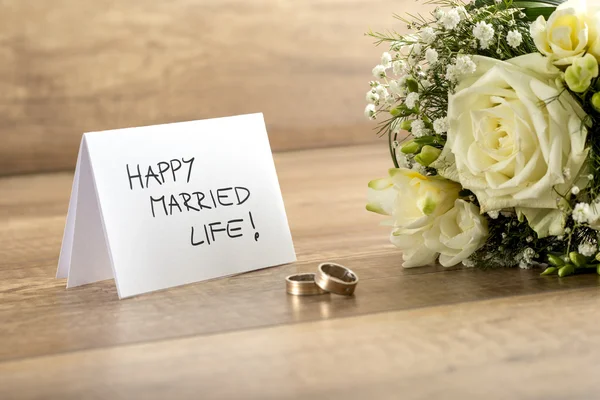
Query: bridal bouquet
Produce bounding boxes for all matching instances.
[365,0,600,276]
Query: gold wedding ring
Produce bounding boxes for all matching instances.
[315,262,359,296]
[286,273,328,296]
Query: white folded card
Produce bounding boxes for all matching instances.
[57,113,296,298]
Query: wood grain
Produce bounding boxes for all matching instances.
[0,0,431,176]
[1,143,599,399]
[2,288,600,400]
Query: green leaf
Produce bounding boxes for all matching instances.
[521,6,557,20]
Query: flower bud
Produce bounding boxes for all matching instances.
[547,254,565,267]
[558,263,575,277]
[569,251,587,268]
[400,119,413,130]
[565,54,599,93]
[592,92,600,113]
[406,77,419,93]
[400,140,421,154]
[414,145,441,166]
[540,266,557,276]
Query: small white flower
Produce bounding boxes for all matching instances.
[390,41,402,52]
[487,210,500,219]
[388,79,405,96]
[446,55,476,82]
[494,0,502,3]
[366,90,379,104]
[425,48,439,65]
[393,60,405,75]
[473,21,495,49]
[578,243,597,257]
[572,186,581,195]
[506,30,523,48]
[372,65,387,79]
[412,43,423,55]
[433,117,449,133]
[364,104,377,120]
[455,55,477,74]
[405,92,420,109]
[573,202,592,224]
[439,8,461,30]
[411,119,427,137]
[420,27,437,44]
[433,8,445,21]
[381,52,393,68]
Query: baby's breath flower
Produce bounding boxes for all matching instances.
[439,8,461,30]
[405,92,419,109]
[420,27,437,44]
[473,21,495,49]
[572,186,580,195]
[411,119,428,137]
[433,117,448,133]
[488,210,500,219]
[366,90,379,104]
[578,243,597,257]
[372,65,387,79]
[381,52,392,68]
[388,79,405,96]
[446,55,476,82]
[364,104,377,120]
[506,30,523,48]
[425,48,438,65]
[392,60,405,75]
[390,41,402,52]
[411,43,423,56]
[572,202,592,224]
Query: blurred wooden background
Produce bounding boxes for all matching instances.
[0,0,428,176]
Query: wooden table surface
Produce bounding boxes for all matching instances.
[1,143,600,399]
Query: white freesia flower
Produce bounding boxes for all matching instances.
[530,0,600,65]
[433,54,589,238]
[424,200,489,267]
[367,168,461,267]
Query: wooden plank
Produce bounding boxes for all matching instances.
[0,0,430,175]
[1,288,599,399]
[2,144,600,365]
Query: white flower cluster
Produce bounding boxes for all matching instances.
[445,55,477,82]
[572,202,600,226]
[473,21,495,49]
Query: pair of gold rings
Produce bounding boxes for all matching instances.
[286,262,358,296]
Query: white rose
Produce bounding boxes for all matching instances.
[531,0,600,65]
[424,200,488,267]
[367,168,461,267]
[433,54,588,238]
